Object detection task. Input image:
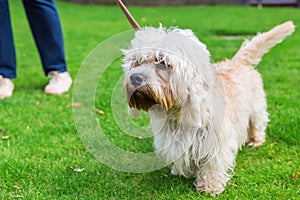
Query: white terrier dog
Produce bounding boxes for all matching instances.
[117,0,295,195]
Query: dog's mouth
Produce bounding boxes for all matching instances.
[129,91,157,111]
[126,84,174,112]
[126,85,158,111]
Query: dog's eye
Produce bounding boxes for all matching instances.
[155,60,170,70]
[132,62,140,68]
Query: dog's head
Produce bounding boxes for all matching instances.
[122,27,214,116]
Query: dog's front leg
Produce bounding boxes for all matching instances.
[193,164,229,195]
[193,150,235,195]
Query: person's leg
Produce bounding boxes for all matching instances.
[0,0,17,78]
[22,0,67,75]
[0,0,15,99]
[22,0,72,95]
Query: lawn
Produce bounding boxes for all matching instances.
[0,1,299,199]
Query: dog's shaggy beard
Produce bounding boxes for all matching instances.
[127,84,157,111]
[124,78,175,112]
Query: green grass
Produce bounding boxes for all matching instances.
[1,1,299,199]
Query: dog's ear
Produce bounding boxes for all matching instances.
[178,82,212,129]
[128,106,141,118]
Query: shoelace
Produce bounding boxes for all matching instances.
[48,72,62,84]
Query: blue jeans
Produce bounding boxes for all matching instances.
[0,0,67,78]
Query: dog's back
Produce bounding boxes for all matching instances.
[214,21,295,147]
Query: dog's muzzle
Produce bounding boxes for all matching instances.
[130,73,146,87]
[125,71,175,111]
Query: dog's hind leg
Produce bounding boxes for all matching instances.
[247,93,269,147]
[247,110,268,147]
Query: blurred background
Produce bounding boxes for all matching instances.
[61,0,300,7]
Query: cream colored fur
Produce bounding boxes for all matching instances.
[122,21,295,195]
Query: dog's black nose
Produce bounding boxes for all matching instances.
[130,73,145,87]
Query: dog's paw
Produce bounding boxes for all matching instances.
[170,165,179,176]
[246,140,264,147]
[194,179,225,195]
[193,173,228,195]
[246,133,265,147]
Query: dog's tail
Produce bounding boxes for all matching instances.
[232,21,295,66]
